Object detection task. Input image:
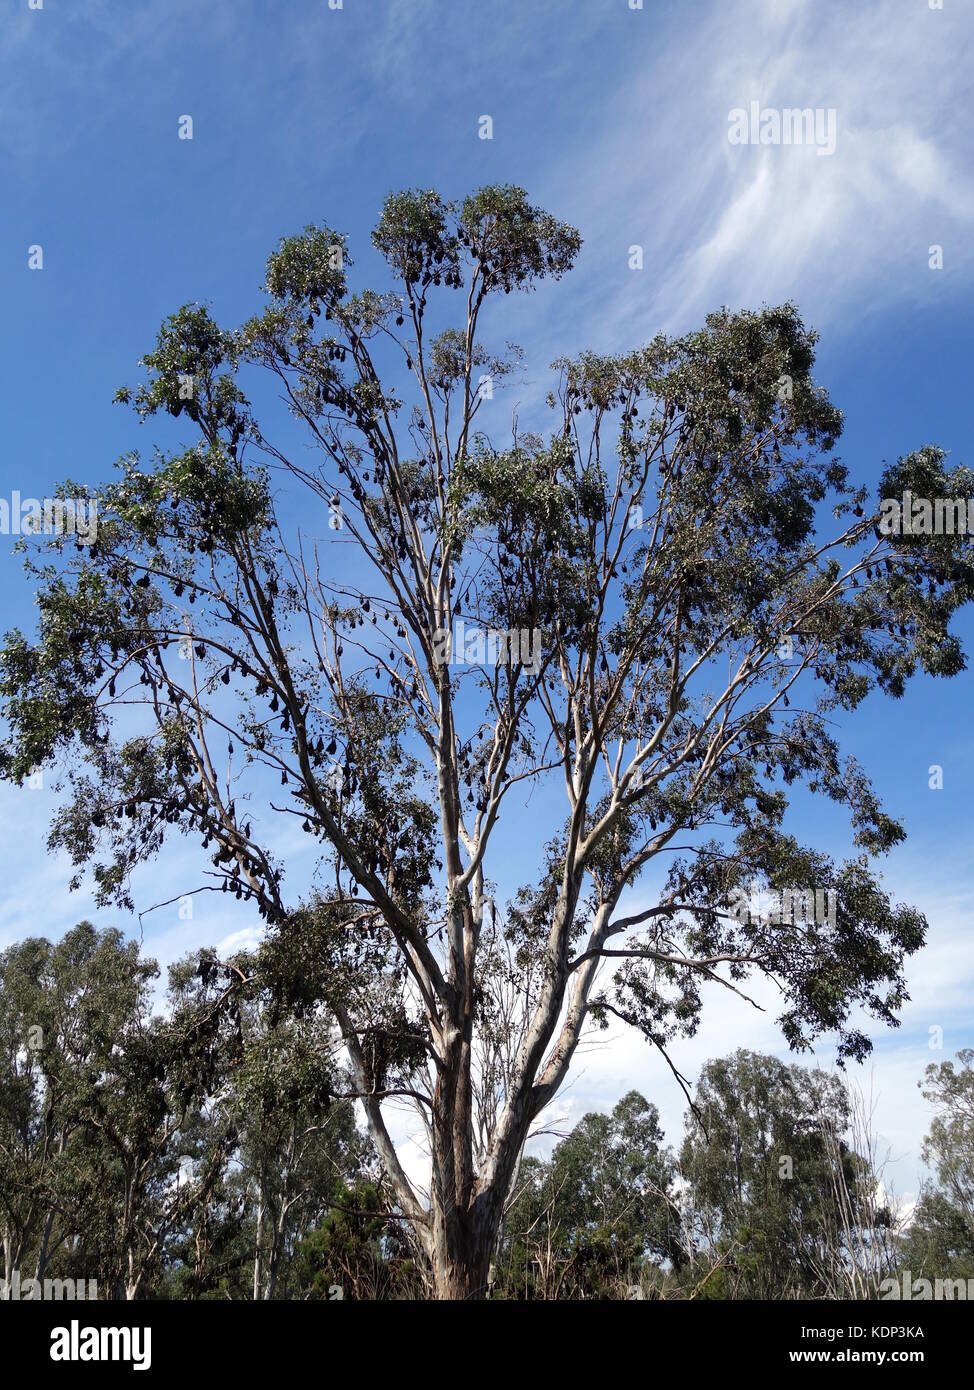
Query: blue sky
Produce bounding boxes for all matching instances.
[2,0,973,1203]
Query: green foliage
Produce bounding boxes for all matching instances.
[0,923,397,1301]
[292,1178,422,1300]
[678,1050,876,1299]
[0,183,968,1297]
[897,1050,974,1282]
[495,1091,679,1299]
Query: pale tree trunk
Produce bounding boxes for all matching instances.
[338,877,593,1298]
[263,1204,285,1301]
[427,1026,536,1299]
[429,1191,497,1301]
[253,1191,264,1301]
[125,1254,139,1301]
[120,1162,145,1301]
[262,1128,297,1301]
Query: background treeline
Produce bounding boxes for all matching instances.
[1,924,971,1300]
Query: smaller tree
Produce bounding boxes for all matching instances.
[0,936,49,1290]
[165,941,394,1301]
[0,924,159,1295]
[678,1050,882,1299]
[217,973,368,1301]
[73,953,240,1300]
[920,1049,974,1236]
[292,1177,422,1300]
[899,1050,974,1281]
[496,1091,678,1299]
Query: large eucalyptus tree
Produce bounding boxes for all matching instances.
[2,185,971,1297]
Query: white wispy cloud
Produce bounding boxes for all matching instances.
[528,0,974,345]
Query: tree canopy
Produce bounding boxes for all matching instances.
[2,183,971,1296]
